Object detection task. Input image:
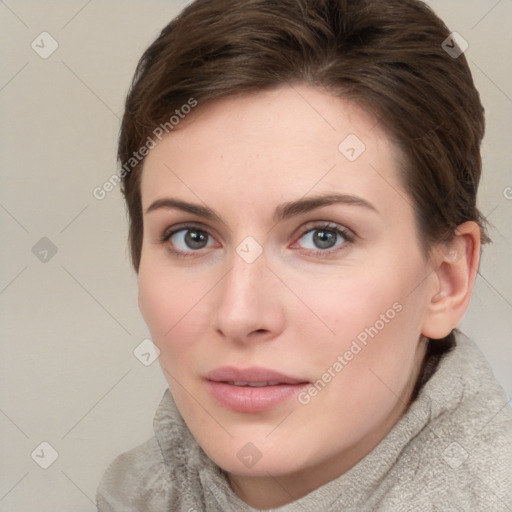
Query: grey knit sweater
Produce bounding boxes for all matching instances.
[96,332,512,511]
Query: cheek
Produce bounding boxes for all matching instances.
[293,265,404,347]
[137,263,211,363]
[294,254,426,381]
[291,265,426,444]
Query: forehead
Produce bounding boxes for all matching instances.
[140,84,406,216]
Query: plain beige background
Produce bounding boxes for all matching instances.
[1,1,511,510]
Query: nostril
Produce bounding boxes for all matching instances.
[252,329,267,334]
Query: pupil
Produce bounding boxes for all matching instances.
[185,230,208,249]
[313,230,336,249]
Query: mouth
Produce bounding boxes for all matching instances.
[204,366,310,413]
[224,381,285,387]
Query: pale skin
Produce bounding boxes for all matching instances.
[137,84,480,508]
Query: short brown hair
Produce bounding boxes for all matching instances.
[118,0,488,274]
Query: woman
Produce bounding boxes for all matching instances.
[96,0,512,510]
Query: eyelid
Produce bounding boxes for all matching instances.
[292,221,354,243]
[289,221,355,256]
[158,222,221,259]
[158,220,354,257]
[160,221,218,243]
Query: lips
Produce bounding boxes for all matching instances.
[226,381,282,387]
[205,366,309,413]
[206,366,306,385]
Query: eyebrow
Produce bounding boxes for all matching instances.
[144,193,378,223]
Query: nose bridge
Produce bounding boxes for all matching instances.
[222,247,267,308]
[213,245,282,340]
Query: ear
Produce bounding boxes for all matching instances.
[421,221,481,340]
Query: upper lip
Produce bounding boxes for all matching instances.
[205,366,308,384]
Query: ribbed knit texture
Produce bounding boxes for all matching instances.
[96,332,512,511]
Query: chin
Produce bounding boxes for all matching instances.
[201,436,316,478]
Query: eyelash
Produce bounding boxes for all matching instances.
[158,222,354,258]
[293,222,354,256]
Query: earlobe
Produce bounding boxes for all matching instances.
[421,222,481,340]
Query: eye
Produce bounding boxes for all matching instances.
[294,223,352,253]
[160,224,218,255]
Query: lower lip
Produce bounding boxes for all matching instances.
[205,381,309,413]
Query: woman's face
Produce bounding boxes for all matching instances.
[138,84,438,503]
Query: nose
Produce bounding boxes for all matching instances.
[212,249,285,344]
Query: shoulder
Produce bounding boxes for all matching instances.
[95,436,171,512]
[394,333,512,510]
[439,335,512,508]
